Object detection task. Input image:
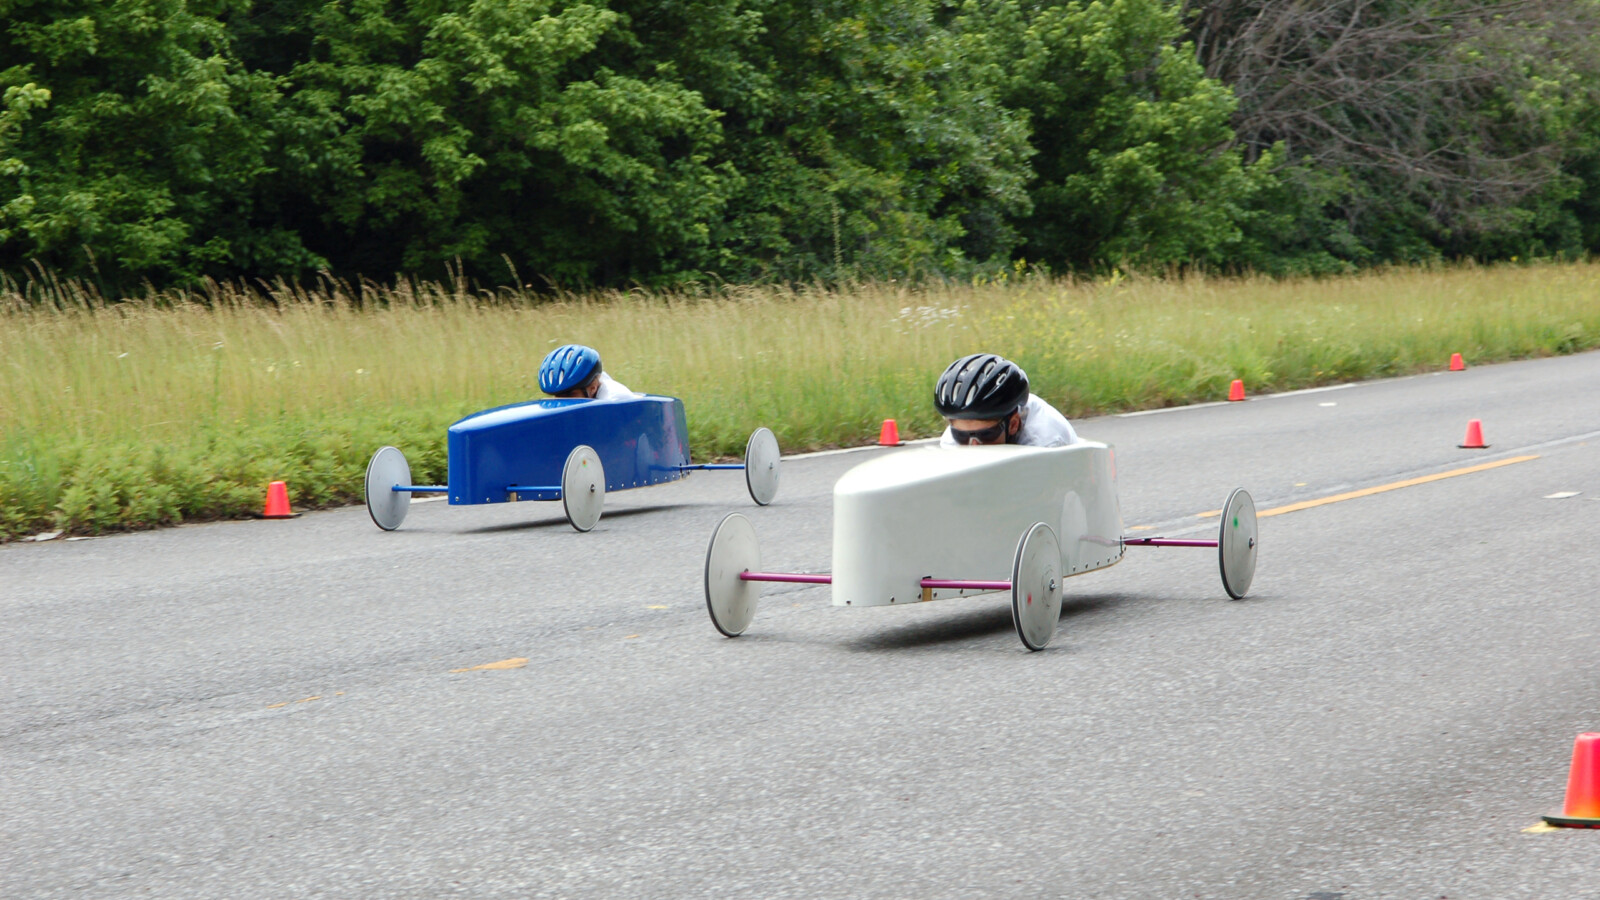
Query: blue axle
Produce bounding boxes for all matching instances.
[391,464,741,497]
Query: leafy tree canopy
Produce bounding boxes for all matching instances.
[2,0,1596,291]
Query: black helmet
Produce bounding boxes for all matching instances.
[934,353,1029,419]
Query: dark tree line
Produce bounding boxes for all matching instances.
[2,0,1598,292]
[1185,0,1600,267]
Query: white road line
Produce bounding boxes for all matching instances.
[1513,427,1600,453]
[1117,401,1231,417]
[1127,427,1600,535]
[1117,382,1358,417]
[1261,383,1357,399]
[784,437,939,460]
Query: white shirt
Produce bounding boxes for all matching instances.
[939,393,1081,447]
[592,372,636,400]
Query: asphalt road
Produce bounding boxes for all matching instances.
[4,351,1599,899]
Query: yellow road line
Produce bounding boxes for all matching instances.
[1198,455,1539,520]
[450,657,528,673]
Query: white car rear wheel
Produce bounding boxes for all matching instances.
[365,446,412,531]
[744,427,780,506]
[561,445,605,532]
[1011,522,1063,651]
[1218,488,1257,599]
[705,513,761,637]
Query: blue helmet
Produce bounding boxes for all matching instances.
[540,344,603,394]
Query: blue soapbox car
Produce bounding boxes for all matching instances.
[364,395,780,532]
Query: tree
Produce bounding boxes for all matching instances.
[1184,0,1600,263]
[697,0,1035,281]
[0,0,320,287]
[955,0,1270,272]
[243,0,1035,285]
[253,0,736,285]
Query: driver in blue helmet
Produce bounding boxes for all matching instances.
[539,344,635,400]
[934,353,1080,447]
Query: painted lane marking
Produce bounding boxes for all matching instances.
[1510,428,1600,453]
[1522,821,1561,833]
[583,415,1600,471]
[1196,456,1540,520]
[1131,431,1598,537]
[266,695,323,709]
[1118,401,1230,418]
[450,657,528,673]
[786,437,940,459]
[1266,383,1357,398]
[794,416,1600,461]
[1118,383,1358,418]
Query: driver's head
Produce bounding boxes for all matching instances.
[539,344,603,399]
[934,353,1028,445]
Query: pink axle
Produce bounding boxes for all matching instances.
[739,536,1217,589]
[918,578,1013,591]
[1122,537,1218,548]
[738,572,1013,592]
[739,572,832,584]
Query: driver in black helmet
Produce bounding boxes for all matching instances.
[934,353,1080,447]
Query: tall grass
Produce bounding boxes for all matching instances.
[2,263,1598,539]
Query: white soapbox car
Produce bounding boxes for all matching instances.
[703,440,1257,650]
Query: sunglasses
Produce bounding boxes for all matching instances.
[950,421,1008,444]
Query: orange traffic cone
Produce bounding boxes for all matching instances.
[1544,733,1600,828]
[1458,419,1488,449]
[878,418,903,446]
[1227,379,1246,402]
[261,480,296,518]
[1449,352,1465,371]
